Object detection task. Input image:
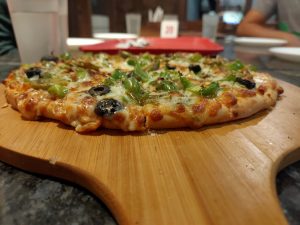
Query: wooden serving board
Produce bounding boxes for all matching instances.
[0,80,300,225]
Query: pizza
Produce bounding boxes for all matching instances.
[3,52,283,133]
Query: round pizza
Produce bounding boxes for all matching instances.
[3,52,284,132]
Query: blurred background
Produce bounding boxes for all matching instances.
[71,0,252,37]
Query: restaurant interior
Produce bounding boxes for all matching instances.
[70,0,249,37]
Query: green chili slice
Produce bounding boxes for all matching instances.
[180,77,192,89]
[156,80,177,92]
[134,63,149,82]
[199,82,220,98]
[123,77,149,105]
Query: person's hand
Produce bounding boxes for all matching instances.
[282,33,300,46]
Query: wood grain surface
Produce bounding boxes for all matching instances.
[0,80,300,225]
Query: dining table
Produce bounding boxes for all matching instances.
[0,35,300,225]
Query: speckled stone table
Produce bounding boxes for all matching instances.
[0,161,117,225]
[277,162,300,225]
[1,40,300,225]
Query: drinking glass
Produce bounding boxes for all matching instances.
[7,0,68,63]
[202,12,219,41]
[125,13,141,36]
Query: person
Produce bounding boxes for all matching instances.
[0,0,17,56]
[236,0,300,46]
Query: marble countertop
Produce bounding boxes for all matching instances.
[0,161,116,225]
[1,39,300,225]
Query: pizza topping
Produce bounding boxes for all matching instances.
[192,100,207,114]
[208,101,222,117]
[149,60,160,71]
[60,52,72,61]
[153,78,178,92]
[175,104,186,113]
[25,67,42,78]
[48,84,68,98]
[127,58,136,66]
[75,68,89,80]
[149,109,163,121]
[166,63,176,70]
[237,89,256,97]
[123,77,149,105]
[219,92,237,107]
[120,51,132,58]
[94,98,123,117]
[223,74,237,82]
[277,86,284,94]
[199,82,220,98]
[103,70,125,86]
[133,63,150,82]
[180,77,192,89]
[88,85,110,96]
[188,53,202,63]
[188,64,201,74]
[257,85,267,95]
[236,77,256,89]
[41,55,59,63]
[229,60,244,71]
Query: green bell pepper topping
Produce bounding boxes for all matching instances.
[223,74,237,82]
[111,69,126,80]
[103,70,126,86]
[180,77,192,89]
[189,53,202,63]
[159,71,170,79]
[48,84,68,98]
[76,68,88,79]
[187,85,201,94]
[229,60,244,71]
[127,58,137,66]
[104,77,115,86]
[60,52,72,60]
[199,82,220,98]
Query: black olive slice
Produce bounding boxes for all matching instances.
[88,85,111,96]
[236,77,256,89]
[95,99,123,117]
[188,64,201,73]
[40,55,59,63]
[25,67,42,78]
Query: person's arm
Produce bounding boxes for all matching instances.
[0,0,17,55]
[236,10,300,46]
